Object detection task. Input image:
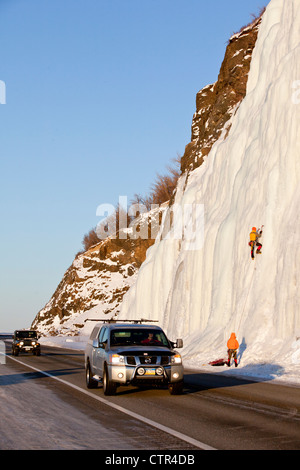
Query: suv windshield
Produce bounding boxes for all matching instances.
[15,331,38,339]
[110,329,170,347]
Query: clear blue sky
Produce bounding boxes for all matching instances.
[0,0,270,332]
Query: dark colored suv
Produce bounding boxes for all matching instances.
[12,330,41,356]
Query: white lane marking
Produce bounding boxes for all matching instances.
[3,353,216,450]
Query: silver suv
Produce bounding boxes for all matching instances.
[84,321,184,395]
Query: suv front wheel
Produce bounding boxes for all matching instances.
[168,380,183,395]
[103,365,117,396]
[86,362,98,389]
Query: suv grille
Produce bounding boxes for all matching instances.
[126,356,170,365]
[139,356,157,365]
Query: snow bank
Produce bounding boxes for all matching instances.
[117,0,300,384]
[39,334,90,351]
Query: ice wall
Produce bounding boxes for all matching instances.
[120,0,300,365]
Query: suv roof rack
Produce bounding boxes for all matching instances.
[84,318,158,324]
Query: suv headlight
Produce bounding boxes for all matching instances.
[171,354,182,364]
[109,354,125,365]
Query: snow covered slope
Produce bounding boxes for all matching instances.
[119,0,300,381]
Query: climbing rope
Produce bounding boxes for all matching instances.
[235,226,263,332]
[236,260,256,332]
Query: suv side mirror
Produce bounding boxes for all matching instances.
[92,339,99,348]
[171,339,183,348]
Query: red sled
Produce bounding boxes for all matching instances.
[209,358,227,366]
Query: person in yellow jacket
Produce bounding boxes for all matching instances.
[249,226,263,259]
[227,332,239,367]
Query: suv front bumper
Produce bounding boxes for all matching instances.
[13,343,40,354]
[108,363,183,385]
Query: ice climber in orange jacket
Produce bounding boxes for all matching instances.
[227,332,239,367]
[249,226,263,260]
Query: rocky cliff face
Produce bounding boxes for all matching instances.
[181,16,262,173]
[31,244,134,336]
[32,207,164,336]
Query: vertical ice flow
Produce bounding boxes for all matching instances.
[120,0,300,366]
